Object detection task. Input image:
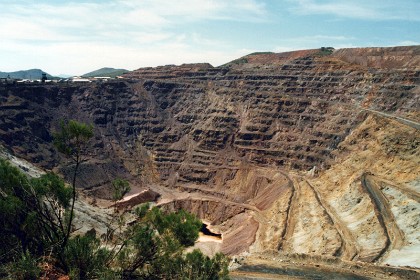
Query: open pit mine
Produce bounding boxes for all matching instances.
[1,46,419,279]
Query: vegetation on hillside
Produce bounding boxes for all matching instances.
[82,67,129,78]
[0,120,229,279]
[316,47,334,56]
[248,52,274,56]
[221,57,248,67]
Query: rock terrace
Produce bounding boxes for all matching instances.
[0,46,419,271]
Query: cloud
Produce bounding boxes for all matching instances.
[0,0,268,53]
[288,0,420,21]
[118,0,267,21]
[2,0,264,38]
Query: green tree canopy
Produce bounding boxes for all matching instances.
[53,119,94,162]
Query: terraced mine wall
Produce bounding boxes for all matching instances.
[0,46,419,266]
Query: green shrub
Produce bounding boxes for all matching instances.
[117,205,229,279]
[183,250,230,280]
[146,208,202,247]
[64,234,112,280]
[6,251,40,280]
[0,159,70,261]
[112,178,130,202]
[317,47,334,56]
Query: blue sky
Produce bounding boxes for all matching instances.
[1,0,419,75]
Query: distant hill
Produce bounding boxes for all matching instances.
[82,67,129,78]
[0,69,54,80]
[57,74,73,78]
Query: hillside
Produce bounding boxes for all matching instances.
[0,46,419,278]
[82,67,129,78]
[0,68,53,79]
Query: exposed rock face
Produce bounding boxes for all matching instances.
[113,189,160,210]
[0,46,419,268]
[310,115,420,266]
[333,46,420,69]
